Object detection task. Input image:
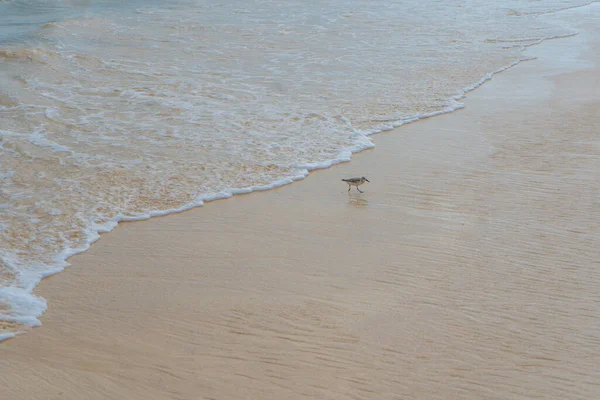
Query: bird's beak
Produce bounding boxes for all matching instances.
[366,179,370,182]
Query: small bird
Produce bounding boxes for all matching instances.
[342,176,370,193]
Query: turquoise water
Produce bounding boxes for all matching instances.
[0,0,175,43]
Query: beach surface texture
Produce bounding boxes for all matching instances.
[2,2,600,400]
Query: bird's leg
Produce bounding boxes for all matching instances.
[357,187,363,193]
[348,185,351,191]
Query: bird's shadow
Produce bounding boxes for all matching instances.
[347,193,368,207]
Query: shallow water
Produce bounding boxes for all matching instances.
[0,0,595,338]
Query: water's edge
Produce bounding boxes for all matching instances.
[0,27,584,343]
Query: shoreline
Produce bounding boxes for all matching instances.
[0,33,569,341]
[3,5,600,400]
[1,2,595,338]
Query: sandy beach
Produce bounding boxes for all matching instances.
[3,12,600,400]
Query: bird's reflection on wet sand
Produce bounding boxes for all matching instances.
[347,194,368,207]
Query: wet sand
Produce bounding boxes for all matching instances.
[3,17,600,400]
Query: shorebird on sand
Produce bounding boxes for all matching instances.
[342,177,370,193]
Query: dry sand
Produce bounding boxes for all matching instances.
[2,19,600,400]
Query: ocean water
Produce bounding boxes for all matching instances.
[0,0,594,340]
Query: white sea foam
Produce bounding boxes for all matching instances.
[0,0,595,341]
[0,287,47,326]
[0,332,16,341]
